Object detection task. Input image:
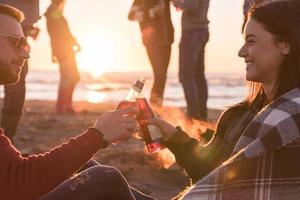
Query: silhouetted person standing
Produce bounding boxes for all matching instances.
[128,0,174,107]
[174,0,210,120]
[45,0,80,114]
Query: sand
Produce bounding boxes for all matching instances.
[6,100,222,200]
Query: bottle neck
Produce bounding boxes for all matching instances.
[125,88,143,102]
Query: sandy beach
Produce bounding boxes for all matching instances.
[3,99,222,200]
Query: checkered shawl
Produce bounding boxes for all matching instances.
[182,88,300,200]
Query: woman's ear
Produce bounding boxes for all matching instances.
[279,41,290,55]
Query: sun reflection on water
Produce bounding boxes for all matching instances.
[86,91,107,104]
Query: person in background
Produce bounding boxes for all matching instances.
[128,0,174,107]
[45,0,80,114]
[173,0,210,121]
[0,0,40,142]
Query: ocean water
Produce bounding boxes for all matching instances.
[0,70,247,109]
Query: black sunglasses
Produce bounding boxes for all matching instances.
[0,33,30,52]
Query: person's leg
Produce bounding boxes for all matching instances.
[194,29,209,120]
[77,159,100,173]
[130,187,155,200]
[146,44,171,107]
[56,53,80,114]
[159,44,172,102]
[179,30,201,119]
[78,160,155,200]
[64,56,80,113]
[1,61,28,141]
[56,59,68,114]
[56,85,67,114]
[39,165,154,200]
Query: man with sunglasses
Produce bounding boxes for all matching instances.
[0,5,155,200]
[0,15,29,84]
[0,0,40,142]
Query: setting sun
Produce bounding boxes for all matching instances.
[77,33,117,77]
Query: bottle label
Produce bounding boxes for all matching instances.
[148,125,163,140]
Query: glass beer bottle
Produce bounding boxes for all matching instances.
[136,96,165,153]
[116,77,145,110]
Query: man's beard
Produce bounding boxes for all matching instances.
[0,60,20,85]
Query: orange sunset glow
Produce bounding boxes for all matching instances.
[77,32,118,76]
[28,0,246,75]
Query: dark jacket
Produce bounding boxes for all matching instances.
[128,0,174,46]
[165,98,264,183]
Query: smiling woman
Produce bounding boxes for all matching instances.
[77,34,117,77]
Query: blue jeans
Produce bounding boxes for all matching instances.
[179,28,209,120]
[39,160,155,200]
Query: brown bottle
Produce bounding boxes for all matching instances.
[136,97,165,153]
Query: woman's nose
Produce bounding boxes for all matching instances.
[238,44,247,58]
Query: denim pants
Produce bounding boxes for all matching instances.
[39,160,155,200]
[145,44,172,106]
[179,28,209,120]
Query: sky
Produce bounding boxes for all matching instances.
[28,0,246,75]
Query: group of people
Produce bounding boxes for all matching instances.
[1,0,300,200]
[128,0,210,120]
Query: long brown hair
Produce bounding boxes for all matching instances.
[243,0,300,106]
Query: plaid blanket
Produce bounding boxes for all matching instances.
[182,88,300,200]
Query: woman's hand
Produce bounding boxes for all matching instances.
[147,118,177,141]
[93,107,138,144]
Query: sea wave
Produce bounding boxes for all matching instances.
[0,70,246,109]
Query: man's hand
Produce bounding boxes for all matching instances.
[93,107,138,144]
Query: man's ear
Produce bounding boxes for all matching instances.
[279,41,290,55]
